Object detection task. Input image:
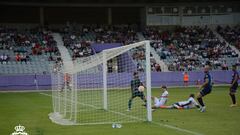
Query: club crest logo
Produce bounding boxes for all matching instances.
[11,124,28,135]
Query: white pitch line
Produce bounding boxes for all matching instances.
[39,92,203,135]
[151,121,203,135]
[39,92,52,97]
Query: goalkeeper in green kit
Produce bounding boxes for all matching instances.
[127,72,147,111]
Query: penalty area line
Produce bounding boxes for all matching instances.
[39,92,203,135]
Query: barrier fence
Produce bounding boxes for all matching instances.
[0,70,234,91]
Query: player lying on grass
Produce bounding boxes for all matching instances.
[152,85,168,109]
[127,72,146,111]
[160,94,200,109]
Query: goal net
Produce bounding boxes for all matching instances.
[49,41,152,125]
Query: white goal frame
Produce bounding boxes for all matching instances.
[49,40,152,125]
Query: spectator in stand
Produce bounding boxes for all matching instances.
[222,61,228,70]
[15,53,21,62]
[137,63,144,72]
[26,53,30,61]
[21,54,27,63]
[56,56,63,65]
[107,60,113,73]
[0,54,8,64]
[0,54,3,64]
[48,55,54,61]
[155,63,161,72]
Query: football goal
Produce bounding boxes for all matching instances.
[49,41,152,125]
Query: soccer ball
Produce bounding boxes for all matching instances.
[112,123,122,128]
[138,86,145,92]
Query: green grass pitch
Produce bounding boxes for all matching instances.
[0,86,239,135]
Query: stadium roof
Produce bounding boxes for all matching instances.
[0,0,239,4]
[0,0,239,8]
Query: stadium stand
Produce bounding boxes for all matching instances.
[143,26,239,71]
[59,24,162,72]
[1,24,240,74]
[0,26,59,74]
[216,25,240,50]
[60,24,139,58]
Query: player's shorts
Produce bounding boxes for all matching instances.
[132,91,145,99]
[172,102,197,109]
[230,83,238,93]
[154,97,167,107]
[182,105,195,109]
[200,87,212,96]
[172,103,192,109]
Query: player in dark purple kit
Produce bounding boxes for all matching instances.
[229,65,239,107]
[197,65,213,112]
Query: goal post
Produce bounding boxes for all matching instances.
[49,40,152,125]
[145,40,152,122]
[102,51,108,110]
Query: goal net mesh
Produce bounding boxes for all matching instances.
[49,41,152,125]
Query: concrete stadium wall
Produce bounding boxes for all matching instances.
[147,14,240,26]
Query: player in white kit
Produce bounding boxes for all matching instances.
[152,85,169,109]
[160,94,200,109]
